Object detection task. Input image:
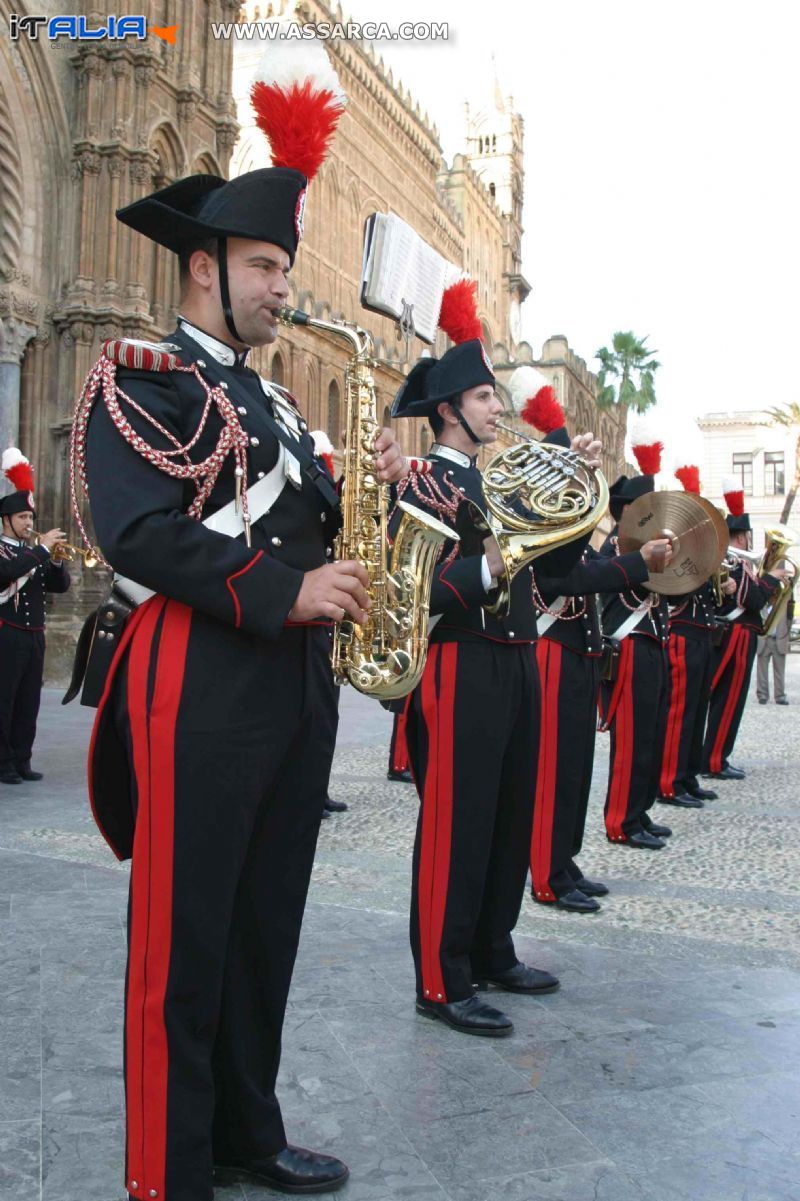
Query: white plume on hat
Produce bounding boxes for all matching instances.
[508,365,550,415]
[310,430,334,456]
[252,22,347,106]
[1,447,27,472]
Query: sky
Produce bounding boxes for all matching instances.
[330,0,799,431]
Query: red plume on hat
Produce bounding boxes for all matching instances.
[722,474,745,517]
[628,414,664,476]
[251,28,347,182]
[2,447,34,495]
[508,365,564,434]
[674,464,701,494]
[438,279,483,345]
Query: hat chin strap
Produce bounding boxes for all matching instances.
[450,403,482,445]
[217,238,245,345]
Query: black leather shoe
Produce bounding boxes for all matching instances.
[573,876,609,897]
[320,807,331,819]
[687,785,717,801]
[706,765,746,780]
[657,792,703,808]
[416,992,513,1036]
[0,771,23,785]
[625,830,666,849]
[323,796,348,813]
[642,818,672,837]
[387,767,414,783]
[758,697,768,704]
[556,889,600,913]
[776,697,790,705]
[474,961,560,994]
[15,767,43,781]
[215,1145,349,1194]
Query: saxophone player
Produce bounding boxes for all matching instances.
[79,120,408,1201]
[390,335,600,1038]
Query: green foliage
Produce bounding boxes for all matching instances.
[595,331,660,412]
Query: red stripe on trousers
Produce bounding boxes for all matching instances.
[708,624,749,773]
[659,634,687,797]
[87,597,161,861]
[531,640,562,902]
[391,696,411,773]
[125,600,192,1201]
[712,625,739,690]
[605,638,635,841]
[417,643,457,1002]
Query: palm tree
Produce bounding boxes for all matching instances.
[766,401,800,523]
[595,332,660,412]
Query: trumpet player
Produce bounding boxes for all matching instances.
[0,448,70,785]
[391,329,599,1038]
[702,480,785,780]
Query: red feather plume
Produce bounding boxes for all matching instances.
[723,488,745,517]
[438,279,483,344]
[251,80,345,182]
[675,464,701,494]
[631,442,663,476]
[5,461,34,493]
[522,387,564,434]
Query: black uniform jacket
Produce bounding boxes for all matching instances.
[0,537,70,630]
[715,562,779,632]
[597,528,669,646]
[391,446,589,645]
[533,545,649,657]
[668,580,716,640]
[85,324,340,642]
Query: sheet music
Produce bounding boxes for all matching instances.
[360,212,459,344]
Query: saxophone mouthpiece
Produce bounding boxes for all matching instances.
[277,306,310,326]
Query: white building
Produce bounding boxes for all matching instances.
[698,409,798,552]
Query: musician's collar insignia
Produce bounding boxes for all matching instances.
[430,443,475,469]
[178,317,250,368]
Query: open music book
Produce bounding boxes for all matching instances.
[360,212,460,344]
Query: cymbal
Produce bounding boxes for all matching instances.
[618,491,726,595]
[691,495,730,560]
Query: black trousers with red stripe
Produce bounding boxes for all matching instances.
[702,623,757,773]
[111,600,337,1201]
[388,703,410,774]
[0,624,45,774]
[531,639,601,900]
[405,639,540,1003]
[598,635,668,841]
[658,630,713,797]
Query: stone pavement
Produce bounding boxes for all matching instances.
[1,658,799,1201]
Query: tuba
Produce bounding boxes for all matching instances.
[456,420,609,615]
[279,307,453,700]
[758,524,798,634]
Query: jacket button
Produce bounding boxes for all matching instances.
[271,537,282,547]
[257,471,265,479]
[219,381,229,390]
[196,359,206,368]
[509,631,515,638]
[326,547,333,557]
[321,512,326,522]
[238,406,247,415]
[250,436,259,446]
[300,420,307,431]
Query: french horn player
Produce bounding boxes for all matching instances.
[389,285,608,1039]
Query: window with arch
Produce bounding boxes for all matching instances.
[271,353,285,387]
[327,379,341,440]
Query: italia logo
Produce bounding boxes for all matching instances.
[294,189,307,242]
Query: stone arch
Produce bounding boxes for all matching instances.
[270,350,286,387]
[149,121,187,187]
[230,129,261,178]
[148,122,186,329]
[191,151,223,177]
[298,290,315,315]
[327,378,341,440]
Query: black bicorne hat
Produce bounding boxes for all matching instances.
[116,167,308,265]
[391,340,495,419]
[726,513,752,534]
[609,473,654,522]
[0,491,35,518]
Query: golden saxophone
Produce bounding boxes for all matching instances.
[278,307,453,700]
[456,420,610,615]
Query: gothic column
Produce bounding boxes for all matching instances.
[0,316,36,453]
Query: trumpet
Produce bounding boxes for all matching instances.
[33,534,102,568]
